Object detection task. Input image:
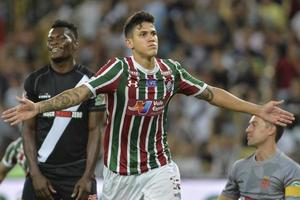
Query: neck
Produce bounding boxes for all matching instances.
[255,143,277,162]
[132,52,155,70]
[50,58,76,74]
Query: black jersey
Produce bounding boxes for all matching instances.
[24,64,105,165]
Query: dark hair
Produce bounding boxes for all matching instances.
[51,19,78,39]
[275,125,284,143]
[123,11,155,37]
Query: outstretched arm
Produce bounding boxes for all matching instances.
[37,85,92,113]
[2,85,92,125]
[196,86,294,126]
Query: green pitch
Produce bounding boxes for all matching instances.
[7,165,25,178]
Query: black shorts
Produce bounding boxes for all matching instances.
[22,160,97,200]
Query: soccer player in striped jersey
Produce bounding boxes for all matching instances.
[2,11,295,200]
[218,115,300,200]
[0,137,27,184]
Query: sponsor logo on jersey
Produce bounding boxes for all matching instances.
[146,79,157,87]
[261,176,270,189]
[128,100,152,115]
[127,99,164,116]
[38,93,51,99]
[127,80,138,88]
[42,111,83,118]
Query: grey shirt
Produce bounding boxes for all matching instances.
[222,149,300,199]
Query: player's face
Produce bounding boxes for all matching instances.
[47,27,77,62]
[246,116,269,147]
[126,22,158,58]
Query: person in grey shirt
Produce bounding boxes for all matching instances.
[218,115,300,200]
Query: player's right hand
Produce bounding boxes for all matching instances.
[1,96,39,125]
[31,173,56,200]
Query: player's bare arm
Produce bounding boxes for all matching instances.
[195,86,294,126]
[195,86,214,102]
[38,84,92,113]
[1,85,93,125]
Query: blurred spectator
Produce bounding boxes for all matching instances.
[0,0,299,179]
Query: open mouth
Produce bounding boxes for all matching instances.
[50,47,64,54]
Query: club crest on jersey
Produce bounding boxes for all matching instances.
[128,100,152,115]
[146,79,157,87]
[165,80,173,93]
[260,176,270,189]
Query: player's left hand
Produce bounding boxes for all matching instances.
[71,177,92,200]
[259,100,295,126]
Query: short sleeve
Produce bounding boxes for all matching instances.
[24,74,38,102]
[84,58,123,97]
[221,161,240,199]
[174,61,207,96]
[1,140,18,169]
[284,162,300,199]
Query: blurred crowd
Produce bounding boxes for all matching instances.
[0,0,299,179]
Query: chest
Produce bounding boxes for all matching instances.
[116,70,175,116]
[236,165,284,197]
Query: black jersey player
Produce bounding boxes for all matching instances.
[21,20,105,200]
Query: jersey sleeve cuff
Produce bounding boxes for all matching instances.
[83,82,96,98]
[192,83,208,97]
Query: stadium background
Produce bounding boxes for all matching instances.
[0,0,299,199]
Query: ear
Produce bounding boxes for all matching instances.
[268,125,276,137]
[73,40,79,50]
[125,38,134,49]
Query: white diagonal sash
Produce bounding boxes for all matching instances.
[38,75,90,162]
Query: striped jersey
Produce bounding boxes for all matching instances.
[1,137,28,172]
[221,149,300,199]
[84,56,207,175]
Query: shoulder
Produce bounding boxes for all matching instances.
[75,64,94,77]
[4,137,22,156]
[102,57,124,70]
[278,151,300,171]
[25,65,50,81]
[158,58,181,69]
[233,154,254,169]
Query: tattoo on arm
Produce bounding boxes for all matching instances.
[39,85,91,113]
[196,87,214,102]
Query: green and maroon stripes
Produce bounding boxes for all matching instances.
[2,138,27,171]
[90,58,123,94]
[109,63,128,172]
[90,57,207,175]
[118,57,137,175]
